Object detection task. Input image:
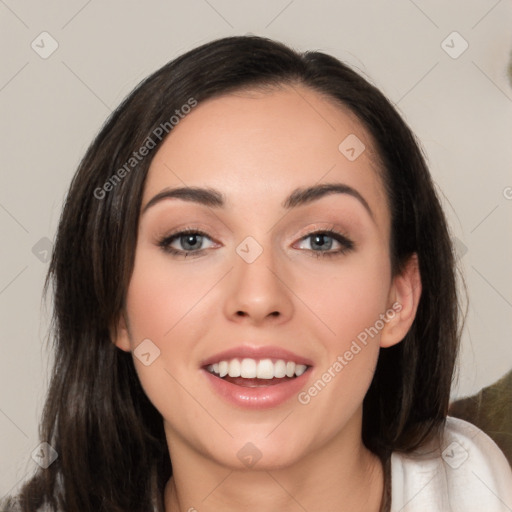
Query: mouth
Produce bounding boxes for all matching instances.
[200,346,314,409]
[205,358,311,388]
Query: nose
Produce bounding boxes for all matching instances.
[223,239,294,326]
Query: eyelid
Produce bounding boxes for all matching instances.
[293,222,353,244]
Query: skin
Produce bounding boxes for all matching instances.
[114,85,421,512]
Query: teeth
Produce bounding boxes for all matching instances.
[295,364,307,376]
[207,358,308,379]
[257,358,274,378]
[218,360,228,378]
[274,360,286,378]
[228,359,241,377]
[240,358,257,378]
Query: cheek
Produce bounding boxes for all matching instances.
[122,247,223,405]
[291,253,391,413]
[295,252,391,343]
[125,249,218,343]
[122,252,212,428]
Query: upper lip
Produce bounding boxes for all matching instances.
[201,345,314,367]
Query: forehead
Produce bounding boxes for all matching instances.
[143,85,389,228]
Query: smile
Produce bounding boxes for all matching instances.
[201,347,314,409]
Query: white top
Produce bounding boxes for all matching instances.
[391,416,512,511]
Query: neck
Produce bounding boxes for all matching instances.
[163,416,384,512]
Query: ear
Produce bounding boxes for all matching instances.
[111,311,132,352]
[380,253,422,348]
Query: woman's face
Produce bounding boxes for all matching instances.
[115,85,412,470]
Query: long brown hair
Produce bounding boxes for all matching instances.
[3,35,459,511]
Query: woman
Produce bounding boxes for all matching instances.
[3,35,511,511]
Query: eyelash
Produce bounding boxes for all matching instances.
[157,227,355,259]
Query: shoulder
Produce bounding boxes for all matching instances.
[390,416,512,512]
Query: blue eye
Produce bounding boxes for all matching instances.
[296,231,354,257]
[158,229,215,257]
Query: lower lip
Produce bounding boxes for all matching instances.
[202,368,312,409]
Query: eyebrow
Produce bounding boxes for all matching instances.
[141,183,374,220]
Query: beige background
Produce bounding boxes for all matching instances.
[1,0,511,495]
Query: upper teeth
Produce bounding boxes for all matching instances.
[207,358,308,379]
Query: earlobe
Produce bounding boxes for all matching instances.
[111,311,132,352]
[380,254,422,348]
